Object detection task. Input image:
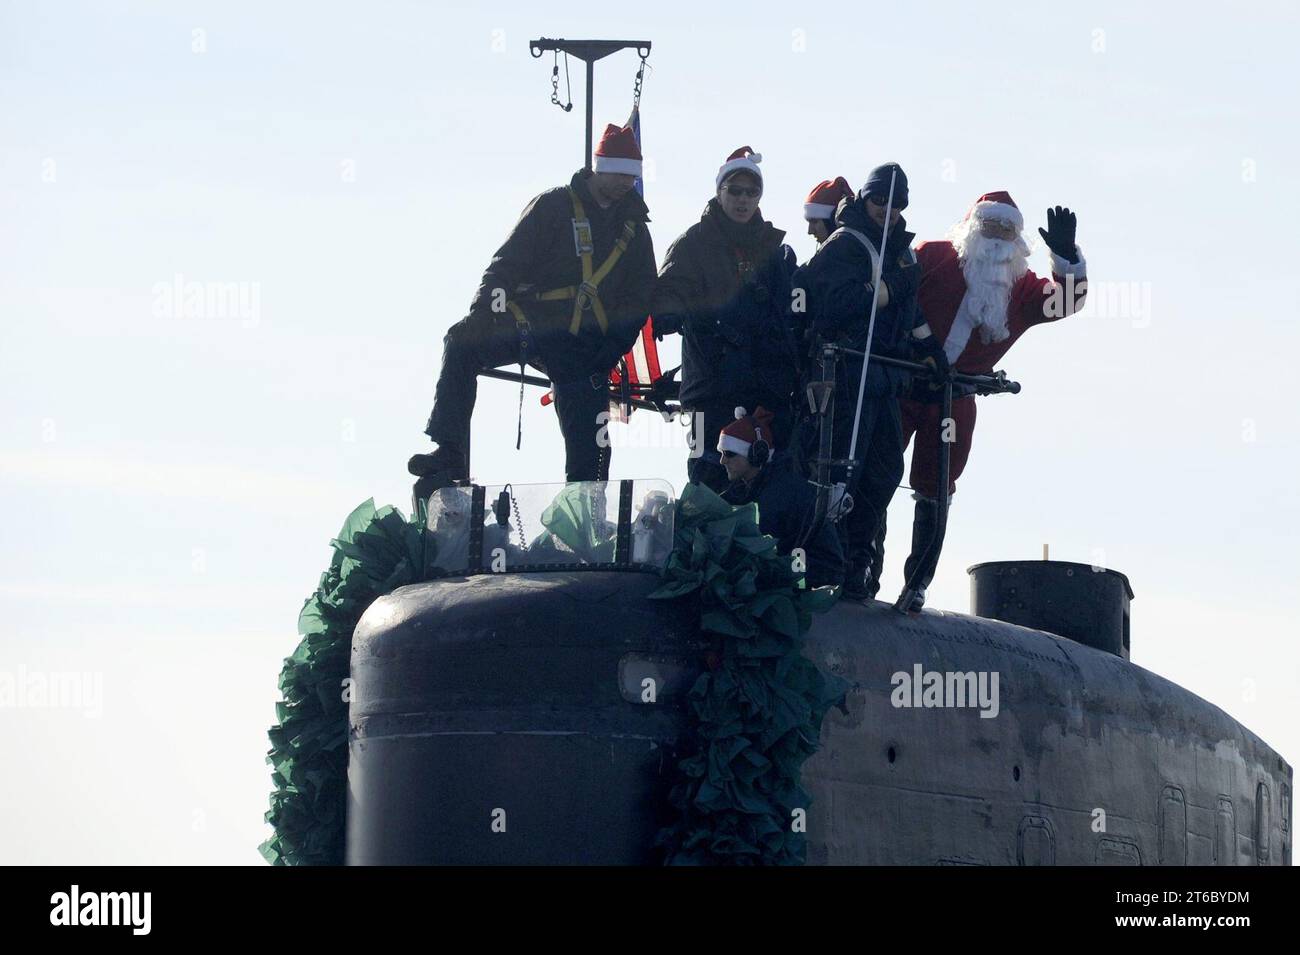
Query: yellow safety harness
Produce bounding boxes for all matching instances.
[512,187,638,336]
[502,186,638,449]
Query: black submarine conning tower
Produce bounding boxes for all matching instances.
[968,559,1133,660]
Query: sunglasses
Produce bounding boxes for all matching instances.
[720,450,739,459]
[725,184,762,198]
[867,193,908,211]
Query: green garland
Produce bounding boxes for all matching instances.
[259,499,439,866]
[648,483,846,865]
[260,485,844,866]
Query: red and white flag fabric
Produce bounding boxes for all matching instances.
[606,317,662,421]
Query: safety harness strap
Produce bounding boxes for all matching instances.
[531,188,639,336]
[501,187,638,447]
[505,301,531,449]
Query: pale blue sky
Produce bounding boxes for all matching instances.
[2,0,1297,863]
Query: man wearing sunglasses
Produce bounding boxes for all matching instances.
[718,406,844,589]
[792,162,950,601]
[652,146,800,491]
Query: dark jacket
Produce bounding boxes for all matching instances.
[653,200,800,408]
[470,170,657,379]
[792,198,925,397]
[721,461,845,589]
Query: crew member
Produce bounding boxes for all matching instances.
[719,407,845,589]
[885,191,1087,611]
[803,177,855,246]
[793,162,949,600]
[653,146,800,492]
[409,123,658,495]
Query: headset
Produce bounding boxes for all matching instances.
[747,422,771,468]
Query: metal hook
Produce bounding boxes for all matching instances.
[550,50,573,112]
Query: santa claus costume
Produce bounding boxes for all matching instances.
[892,191,1087,610]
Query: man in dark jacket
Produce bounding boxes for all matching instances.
[793,163,949,600]
[652,146,800,492]
[718,407,844,590]
[409,124,657,492]
[803,176,855,247]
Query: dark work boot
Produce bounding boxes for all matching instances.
[867,510,886,598]
[841,556,882,601]
[841,505,884,602]
[408,444,468,503]
[841,562,871,600]
[899,497,942,613]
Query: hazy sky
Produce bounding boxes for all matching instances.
[2,1,1297,864]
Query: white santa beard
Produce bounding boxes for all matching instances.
[944,227,1031,361]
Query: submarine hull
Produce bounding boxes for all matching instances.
[804,600,1289,865]
[346,572,700,864]
[346,572,1292,865]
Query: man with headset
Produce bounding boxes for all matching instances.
[717,406,845,590]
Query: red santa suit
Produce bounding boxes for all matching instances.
[902,191,1087,499]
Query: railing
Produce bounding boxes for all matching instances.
[419,479,676,576]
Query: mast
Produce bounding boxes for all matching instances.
[529,38,652,170]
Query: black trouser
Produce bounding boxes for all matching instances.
[829,387,904,570]
[901,496,943,594]
[685,393,793,493]
[424,311,611,482]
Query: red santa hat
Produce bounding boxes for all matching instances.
[716,146,763,189]
[804,176,854,221]
[717,406,775,458]
[593,124,643,177]
[969,190,1024,231]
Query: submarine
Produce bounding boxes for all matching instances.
[343,479,1293,866]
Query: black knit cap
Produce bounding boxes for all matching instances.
[859,162,909,210]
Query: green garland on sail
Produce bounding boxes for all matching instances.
[259,499,439,866]
[260,484,844,866]
[648,482,846,865]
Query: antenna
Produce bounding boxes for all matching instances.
[530,38,652,171]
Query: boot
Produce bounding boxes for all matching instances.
[841,561,875,600]
[899,497,942,613]
[867,510,886,597]
[408,444,468,502]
